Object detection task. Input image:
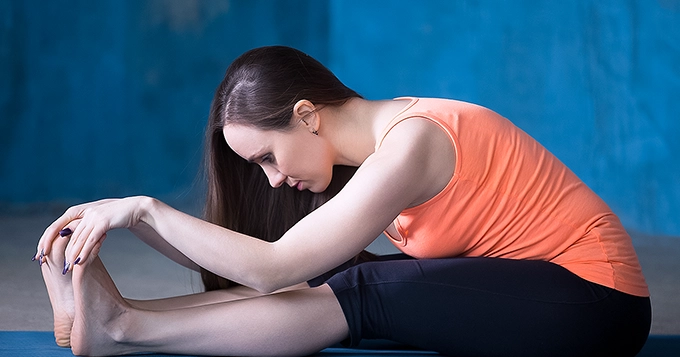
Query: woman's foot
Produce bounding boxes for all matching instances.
[40,235,75,347]
[70,257,139,356]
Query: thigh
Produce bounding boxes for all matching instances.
[308,253,412,287]
[326,257,651,357]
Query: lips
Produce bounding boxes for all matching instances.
[288,180,303,191]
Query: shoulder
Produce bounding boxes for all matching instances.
[368,116,457,207]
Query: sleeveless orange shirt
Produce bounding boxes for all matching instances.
[379,98,649,297]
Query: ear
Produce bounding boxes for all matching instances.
[292,99,320,134]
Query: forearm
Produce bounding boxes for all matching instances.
[139,197,289,292]
[128,222,201,272]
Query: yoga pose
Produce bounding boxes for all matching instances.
[35,46,651,356]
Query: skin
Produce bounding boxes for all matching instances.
[40,231,76,347]
[35,97,457,355]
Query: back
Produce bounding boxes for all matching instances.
[378,97,649,297]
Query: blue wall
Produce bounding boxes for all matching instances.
[1,0,678,236]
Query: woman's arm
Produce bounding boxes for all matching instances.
[44,119,452,293]
[128,222,200,272]
[137,118,454,292]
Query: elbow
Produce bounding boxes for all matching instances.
[249,270,290,294]
[237,242,301,294]
[252,283,279,295]
[246,262,296,294]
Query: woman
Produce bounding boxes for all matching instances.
[35,46,651,356]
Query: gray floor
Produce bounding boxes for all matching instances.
[1,213,678,335]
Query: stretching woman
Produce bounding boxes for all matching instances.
[35,46,651,356]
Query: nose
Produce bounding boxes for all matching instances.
[262,166,286,188]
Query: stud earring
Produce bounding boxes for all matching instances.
[312,130,318,136]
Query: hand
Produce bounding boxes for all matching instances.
[35,196,150,272]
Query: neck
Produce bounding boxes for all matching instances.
[322,98,408,166]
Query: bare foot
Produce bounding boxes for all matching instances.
[40,235,75,347]
[70,257,138,356]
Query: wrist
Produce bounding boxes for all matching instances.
[136,196,159,226]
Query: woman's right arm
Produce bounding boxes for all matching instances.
[38,118,451,293]
[128,222,200,272]
[35,198,200,273]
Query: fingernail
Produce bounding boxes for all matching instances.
[74,257,81,265]
[62,261,70,275]
[59,228,72,237]
[31,254,36,262]
[39,258,43,267]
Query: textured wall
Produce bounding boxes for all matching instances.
[1,0,678,236]
[329,0,680,235]
[0,0,330,210]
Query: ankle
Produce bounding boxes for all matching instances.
[71,301,139,356]
[106,302,136,345]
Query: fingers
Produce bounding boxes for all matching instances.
[64,205,116,272]
[35,198,129,272]
[82,236,105,267]
[65,234,105,274]
[33,220,79,267]
[36,219,69,260]
[34,199,112,263]
[33,218,106,275]
[64,218,101,270]
[35,205,87,262]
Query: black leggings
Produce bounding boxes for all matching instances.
[310,255,651,357]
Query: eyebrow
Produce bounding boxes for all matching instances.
[243,145,269,164]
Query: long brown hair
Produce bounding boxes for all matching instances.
[202,46,374,291]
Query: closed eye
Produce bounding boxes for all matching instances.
[260,153,275,164]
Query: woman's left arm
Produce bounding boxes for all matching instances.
[133,137,423,293]
[38,120,449,293]
[36,196,275,286]
[154,118,449,292]
[36,196,279,290]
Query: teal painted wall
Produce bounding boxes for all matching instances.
[1,0,678,235]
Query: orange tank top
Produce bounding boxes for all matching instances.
[378,97,649,297]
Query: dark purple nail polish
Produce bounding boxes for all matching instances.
[62,261,70,275]
[74,257,81,265]
[39,258,43,267]
[31,254,36,261]
[59,228,72,237]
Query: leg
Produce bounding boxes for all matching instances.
[40,234,75,347]
[70,257,349,356]
[127,282,309,311]
[327,257,651,357]
[41,239,277,348]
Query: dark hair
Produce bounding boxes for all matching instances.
[201,46,374,290]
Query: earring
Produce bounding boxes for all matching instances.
[312,130,318,136]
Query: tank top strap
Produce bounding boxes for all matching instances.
[374,97,420,151]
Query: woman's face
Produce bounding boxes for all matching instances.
[223,122,334,193]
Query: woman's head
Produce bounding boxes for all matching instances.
[211,45,361,131]
[222,117,335,193]
[201,46,367,290]
[209,46,362,193]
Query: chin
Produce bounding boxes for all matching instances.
[310,179,332,193]
[308,185,323,194]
